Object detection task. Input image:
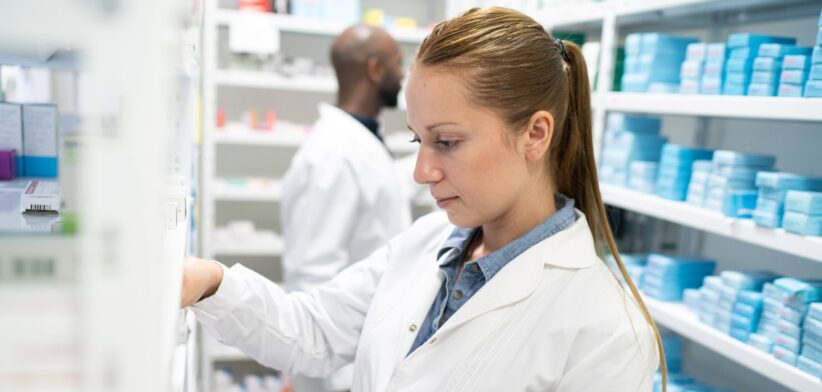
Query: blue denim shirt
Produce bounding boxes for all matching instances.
[407,194,577,355]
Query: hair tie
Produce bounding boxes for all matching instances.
[555,38,569,62]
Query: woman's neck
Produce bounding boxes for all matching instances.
[473,187,558,259]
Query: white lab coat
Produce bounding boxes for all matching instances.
[279,103,411,390]
[192,210,660,392]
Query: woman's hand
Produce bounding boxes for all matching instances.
[180,256,224,308]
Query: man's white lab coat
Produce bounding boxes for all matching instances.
[192,211,659,392]
[279,103,411,390]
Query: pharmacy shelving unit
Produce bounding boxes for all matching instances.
[0,1,201,391]
[199,1,430,386]
[540,0,822,391]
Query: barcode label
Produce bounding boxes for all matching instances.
[30,204,51,211]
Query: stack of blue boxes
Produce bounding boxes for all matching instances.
[599,113,665,187]
[685,160,713,206]
[628,161,660,194]
[805,10,822,97]
[783,191,822,236]
[799,303,822,378]
[655,144,714,201]
[704,150,775,218]
[640,254,715,301]
[779,53,814,97]
[749,43,811,96]
[701,43,728,94]
[694,271,776,336]
[721,271,778,340]
[770,278,822,366]
[753,172,822,228]
[607,253,648,286]
[724,33,795,96]
[680,43,706,94]
[622,33,697,93]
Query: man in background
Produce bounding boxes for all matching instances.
[280,24,412,392]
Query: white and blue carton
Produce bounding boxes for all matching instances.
[754,172,822,229]
[655,144,714,200]
[640,254,715,301]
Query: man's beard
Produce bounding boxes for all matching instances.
[379,80,401,108]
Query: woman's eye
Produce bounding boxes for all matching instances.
[409,137,421,144]
[437,140,459,150]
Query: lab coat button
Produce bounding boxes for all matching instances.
[471,263,480,272]
[453,290,463,300]
[409,324,417,332]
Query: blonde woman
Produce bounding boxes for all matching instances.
[183,7,664,391]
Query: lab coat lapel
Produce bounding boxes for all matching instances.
[390,248,455,365]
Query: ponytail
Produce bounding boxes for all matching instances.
[557,39,668,389]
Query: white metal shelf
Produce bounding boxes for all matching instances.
[214,9,430,43]
[213,237,283,257]
[538,0,811,29]
[600,184,822,263]
[213,181,282,202]
[213,129,307,147]
[216,69,336,93]
[645,297,822,392]
[593,92,822,122]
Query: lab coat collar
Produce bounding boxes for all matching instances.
[432,210,599,335]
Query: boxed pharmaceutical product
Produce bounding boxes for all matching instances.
[748,83,777,96]
[19,180,60,212]
[0,102,24,177]
[805,80,822,97]
[782,54,812,70]
[757,44,812,58]
[727,33,795,50]
[779,69,809,84]
[22,104,59,177]
[785,191,822,214]
[778,83,804,97]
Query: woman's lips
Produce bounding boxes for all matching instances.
[435,196,458,208]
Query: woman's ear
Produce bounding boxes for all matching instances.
[523,110,554,161]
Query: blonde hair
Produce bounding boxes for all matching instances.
[416,7,667,389]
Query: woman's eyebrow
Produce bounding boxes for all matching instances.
[407,122,459,132]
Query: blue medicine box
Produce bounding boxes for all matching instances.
[707,42,728,60]
[725,72,751,85]
[625,55,640,73]
[753,57,781,72]
[782,54,811,70]
[785,190,822,214]
[625,33,643,55]
[730,47,753,59]
[723,83,747,96]
[814,46,822,64]
[703,59,725,76]
[700,75,722,94]
[805,80,822,97]
[606,113,661,134]
[686,42,707,60]
[727,33,796,49]
[756,172,822,190]
[680,59,704,79]
[783,211,822,236]
[641,33,699,54]
[778,83,803,97]
[749,83,776,97]
[758,44,812,58]
[726,57,754,73]
[780,69,809,85]
[639,53,686,76]
[679,78,699,94]
[810,64,822,80]
[751,71,778,85]
[714,150,776,167]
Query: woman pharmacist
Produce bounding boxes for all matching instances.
[181,7,665,391]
